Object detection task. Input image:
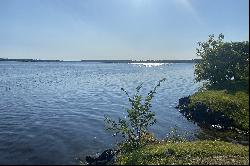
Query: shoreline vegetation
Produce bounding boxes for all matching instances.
[84,34,249,165]
[116,140,249,165]
[0,58,201,63]
[176,34,249,143]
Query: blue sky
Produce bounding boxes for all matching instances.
[0,0,249,60]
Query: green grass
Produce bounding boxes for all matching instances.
[188,90,249,131]
[116,140,249,165]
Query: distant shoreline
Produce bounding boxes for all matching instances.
[0,58,201,63]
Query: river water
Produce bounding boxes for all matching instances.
[0,62,201,164]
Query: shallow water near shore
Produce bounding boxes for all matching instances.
[0,62,201,164]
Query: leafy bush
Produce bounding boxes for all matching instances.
[205,79,249,94]
[104,79,166,150]
[195,34,249,86]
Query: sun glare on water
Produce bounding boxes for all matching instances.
[130,63,165,67]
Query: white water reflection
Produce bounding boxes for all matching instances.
[129,63,166,67]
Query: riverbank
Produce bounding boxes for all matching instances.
[178,90,249,132]
[87,84,249,165]
[176,80,249,144]
[85,89,249,165]
[116,140,249,165]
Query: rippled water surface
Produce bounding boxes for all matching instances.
[0,62,201,164]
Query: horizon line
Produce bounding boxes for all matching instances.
[0,58,201,63]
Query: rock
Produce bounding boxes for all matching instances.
[86,149,117,165]
[178,96,190,107]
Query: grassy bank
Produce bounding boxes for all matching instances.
[114,90,249,165]
[116,140,249,165]
[190,90,249,131]
[178,90,249,132]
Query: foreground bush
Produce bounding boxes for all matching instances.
[104,79,166,151]
[116,140,249,165]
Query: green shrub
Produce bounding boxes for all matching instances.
[104,79,166,150]
[195,34,249,87]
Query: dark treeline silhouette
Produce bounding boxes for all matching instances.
[0,58,61,62]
